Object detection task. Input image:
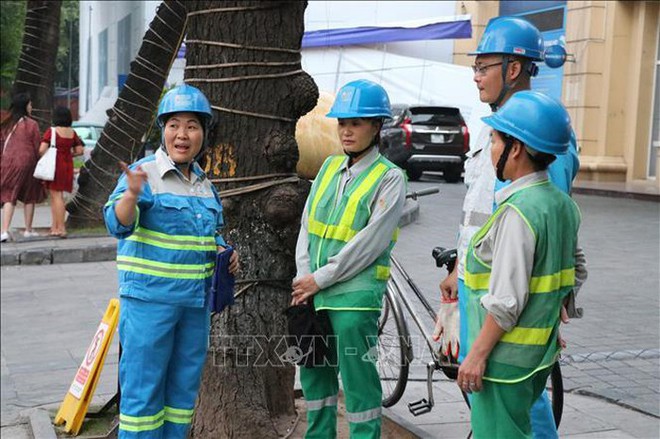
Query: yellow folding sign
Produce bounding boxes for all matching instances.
[54,299,120,435]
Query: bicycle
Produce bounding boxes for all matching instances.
[377,216,564,428]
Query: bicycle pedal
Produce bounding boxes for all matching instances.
[408,398,433,416]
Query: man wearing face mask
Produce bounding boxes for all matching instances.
[432,17,586,439]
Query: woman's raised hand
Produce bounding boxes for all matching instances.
[119,161,148,197]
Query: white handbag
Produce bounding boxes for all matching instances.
[33,127,57,181]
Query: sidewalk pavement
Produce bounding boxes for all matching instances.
[1,182,658,438]
[572,178,660,202]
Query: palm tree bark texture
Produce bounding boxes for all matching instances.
[67,0,188,228]
[185,1,318,437]
[12,0,62,133]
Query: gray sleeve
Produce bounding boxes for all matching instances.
[313,168,406,289]
[565,243,588,318]
[480,208,536,332]
[295,201,312,279]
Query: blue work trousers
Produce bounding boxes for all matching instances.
[118,297,210,439]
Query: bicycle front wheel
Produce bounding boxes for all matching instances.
[378,283,412,407]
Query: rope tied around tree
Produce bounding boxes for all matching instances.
[210,173,300,198]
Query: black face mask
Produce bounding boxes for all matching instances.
[495,135,515,182]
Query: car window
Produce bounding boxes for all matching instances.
[409,107,463,126]
[382,106,406,128]
[73,127,94,141]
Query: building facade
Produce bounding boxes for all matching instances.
[454,0,660,185]
[78,0,184,124]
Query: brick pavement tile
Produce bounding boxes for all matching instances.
[631,379,660,390]
[624,386,659,396]
[570,362,608,372]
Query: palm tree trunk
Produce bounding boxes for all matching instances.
[12,0,62,133]
[185,1,318,437]
[67,0,188,228]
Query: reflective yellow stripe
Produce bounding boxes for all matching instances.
[126,228,216,251]
[392,227,399,242]
[464,271,490,290]
[530,268,575,293]
[309,161,388,242]
[104,193,123,207]
[500,326,553,346]
[375,265,390,280]
[117,256,214,279]
[119,410,165,432]
[164,406,194,424]
[337,163,388,229]
[309,156,344,224]
[308,157,344,240]
[324,223,357,242]
[308,218,327,238]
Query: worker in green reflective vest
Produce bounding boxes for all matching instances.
[457,90,587,439]
[292,79,406,438]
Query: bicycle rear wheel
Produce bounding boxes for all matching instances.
[378,284,412,407]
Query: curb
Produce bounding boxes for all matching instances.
[28,409,57,439]
[1,241,117,267]
[0,201,421,267]
[383,409,429,438]
[572,186,660,202]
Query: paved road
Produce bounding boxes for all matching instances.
[0,175,658,437]
[386,175,659,437]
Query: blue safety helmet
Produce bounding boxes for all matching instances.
[157,84,213,129]
[469,16,544,61]
[326,79,392,119]
[156,84,214,156]
[482,90,571,155]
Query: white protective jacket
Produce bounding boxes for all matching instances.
[457,125,495,280]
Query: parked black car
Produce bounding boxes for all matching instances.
[380,105,470,182]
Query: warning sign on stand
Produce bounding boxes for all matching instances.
[69,321,109,399]
[55,299,119,435]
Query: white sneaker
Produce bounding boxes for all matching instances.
[23,230,39,238]
[0,232,9,242]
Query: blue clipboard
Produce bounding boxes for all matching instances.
[209,246,235,313]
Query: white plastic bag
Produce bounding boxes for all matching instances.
[33,127,57,181]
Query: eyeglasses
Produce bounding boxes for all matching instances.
[471,62,504,76]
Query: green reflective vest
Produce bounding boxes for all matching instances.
[308,155,399,311]
[465,180,581,383]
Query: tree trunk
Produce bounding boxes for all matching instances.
[66,0,188,228]
[12,0,62,133]
[186,1,318,437]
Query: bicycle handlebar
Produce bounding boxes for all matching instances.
[405,187,440,200]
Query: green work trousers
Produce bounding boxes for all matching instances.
[300,310,382,439]
[471,366,553,439]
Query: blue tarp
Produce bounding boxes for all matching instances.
[301,18,472,48]
[177,16,472,58]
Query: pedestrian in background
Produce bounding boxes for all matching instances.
[293,79,406,438]
[104,84,238,439]
[39,106,84,238]
[0,92,46,242]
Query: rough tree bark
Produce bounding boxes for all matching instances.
[12,0,62,133]
[186,1,318,437]
[67,0,188,228]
